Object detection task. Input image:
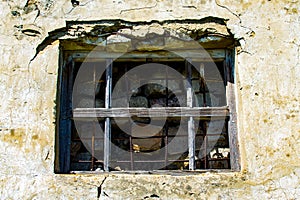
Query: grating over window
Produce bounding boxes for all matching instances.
[56,50,239,173]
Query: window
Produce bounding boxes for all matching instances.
[55,48,239,173]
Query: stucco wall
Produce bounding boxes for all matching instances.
[0,0,299,199]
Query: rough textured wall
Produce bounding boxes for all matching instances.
[0,0,299,199]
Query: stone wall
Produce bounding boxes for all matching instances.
[0,0,299,199]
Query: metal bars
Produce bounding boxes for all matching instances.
[104,59,112,171]
[67,53,237,172]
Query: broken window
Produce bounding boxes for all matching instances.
[55,47,239,173]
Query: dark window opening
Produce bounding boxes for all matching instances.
[56,50,239,173]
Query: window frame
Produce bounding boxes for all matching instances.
[55,48,240,173]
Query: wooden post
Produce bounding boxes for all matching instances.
[225,49,240,171]
[58,58,73,173]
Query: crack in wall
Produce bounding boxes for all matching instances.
[30,27,67,62]
[120,0,158,14]
[214,0,257,40]
[182,5,197,9]
[97,176,108,199]
[215,0,241,23]
[23,0,40,22]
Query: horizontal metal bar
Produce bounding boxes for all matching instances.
[73,157,210,164]
[73,107,229,118]
[207,158,230,161]
[111,160,189,163]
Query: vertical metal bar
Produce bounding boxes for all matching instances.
[199,62,208,169]
[200,63,206,107]
[129,136,133,170]
[91,124,95,171]
[186,59,195,170]
[186,59,193,107]
[203,121,208,169]
[104,59,112,171]
[188,117,195,170]
[91,64,96,171]
[165,65,168,168]
[125,65,134,170]
[166,64,169,107]
[164,120,169,169]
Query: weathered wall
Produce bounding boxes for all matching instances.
[0,0,299,199]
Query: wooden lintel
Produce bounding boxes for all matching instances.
[66,49,225,62]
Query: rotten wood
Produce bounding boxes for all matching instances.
[66,49,226,62]
[225,49,240,171]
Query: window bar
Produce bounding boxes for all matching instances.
[165,66,169,168]
[129,136,134,170]
[164,122,169,169]
[91,123,95,170]
[200,63,206,107]
[166,65,169,107]
[186,59,195,170]
[104,59,112,171]
[199,63,208,169]
[125,65,134,170]
[90,64,96,171]
[203,120,208,169]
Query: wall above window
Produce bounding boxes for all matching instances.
[60,18,236,51]
[33,18,238,61]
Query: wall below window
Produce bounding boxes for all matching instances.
[0,0,299,199]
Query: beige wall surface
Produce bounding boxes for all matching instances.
[0,0,299,199]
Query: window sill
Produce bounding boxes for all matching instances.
[68,169,239,176]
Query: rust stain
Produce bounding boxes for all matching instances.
[2,128,25,147]
[32,134,39,140]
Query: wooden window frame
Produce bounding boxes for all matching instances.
[55,49,240,173]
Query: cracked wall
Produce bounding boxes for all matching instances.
[0,0,299,199]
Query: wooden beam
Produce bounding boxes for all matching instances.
[58,59,74,173]
[66,49,225,62]
[73,107,229,118]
